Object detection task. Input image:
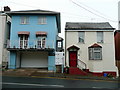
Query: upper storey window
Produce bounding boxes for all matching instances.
[97,31,103,43]
[78,31,85,43]
[20,16,29,24]
[38,16,47,24]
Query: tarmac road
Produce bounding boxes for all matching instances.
[2,76,120,89]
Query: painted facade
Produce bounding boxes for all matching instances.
[118,1,120,29]
[7,10,61,72]
[65,22,118,76]
[114,30,120,75]
[0,11,11,65]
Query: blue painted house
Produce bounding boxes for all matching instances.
[6,10,61,71]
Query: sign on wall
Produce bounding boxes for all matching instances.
[55,52,64,65]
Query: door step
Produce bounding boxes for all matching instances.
[69,67,88,75]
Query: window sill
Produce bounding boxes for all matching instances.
[38,23,47,25]
[20,23,29,25]
[97,42,104,44]
[89,59,102,61]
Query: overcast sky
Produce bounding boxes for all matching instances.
[0,0,119,37]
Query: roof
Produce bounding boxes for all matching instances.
[6,9,59,15]
[57,36,63,41]
[114,30,120,36]
[65,22,115,30]
[6,9,61,33]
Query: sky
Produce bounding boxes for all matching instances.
[0,0,120,38]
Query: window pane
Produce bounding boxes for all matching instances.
[78,32,85,43]
[37,36,46,48]
[89,47,102,60]
[93,48,102,60]
[94,52,101,59]
[21,17,29,24]
[89,48,93,60]
[97,32,103,43]
[38,17,47,24]
[19,35,28,48]
[58,41,61,48]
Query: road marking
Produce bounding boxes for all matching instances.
[2,82,64,88]
[92,87,103,89]
[92,87,115,89]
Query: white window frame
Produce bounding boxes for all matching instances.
[97,31,103,43]
[38,16,47,24]
[58,41,62,48]
[37,36,46,48]
[19,35,29,48]
[78,31,85,43]
[89,47,102,60]
[20,16,29,24]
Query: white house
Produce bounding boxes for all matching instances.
[65,22,118,77]
[0,7,11,67]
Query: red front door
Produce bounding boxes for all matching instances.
[69,51,77,67]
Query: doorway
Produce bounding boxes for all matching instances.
[69,51,77,67]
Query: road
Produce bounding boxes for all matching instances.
[2,76,120,89]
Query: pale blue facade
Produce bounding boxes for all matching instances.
[10,15,58,48]
[7,10,61,71]
[9,51,16,69]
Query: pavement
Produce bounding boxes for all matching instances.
[2,68,120,81]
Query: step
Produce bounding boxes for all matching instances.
[69,67,88,75]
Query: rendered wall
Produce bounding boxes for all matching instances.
[118,1,120,29]
[8,51,16,69]
[48,56,55,71]
[10,15,58,49]
[65,31,118,76]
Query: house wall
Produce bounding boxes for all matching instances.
[114,32,120,75]
[48,56,55,71]
[118,1,120,29]
[0,14,10,64]
[65,31,118,76]
[114,32,120,61]
[0,15,4,65]
[10,15,58,49]
[8,51,16,69]
[9,14,58,70]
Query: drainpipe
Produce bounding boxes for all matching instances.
[65,31,67,67]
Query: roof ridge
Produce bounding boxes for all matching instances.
[66,22,109,24]
[9,9,59,13]
[65,22,114,30]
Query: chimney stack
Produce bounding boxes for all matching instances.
[4,6,11,11]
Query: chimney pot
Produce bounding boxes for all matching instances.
[4,6,11,11]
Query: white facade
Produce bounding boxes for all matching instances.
[0,13,10,64]
[65,30,118,76]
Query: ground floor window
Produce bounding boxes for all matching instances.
[89,47,102,60]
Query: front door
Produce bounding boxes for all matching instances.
[69,51,77,67]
